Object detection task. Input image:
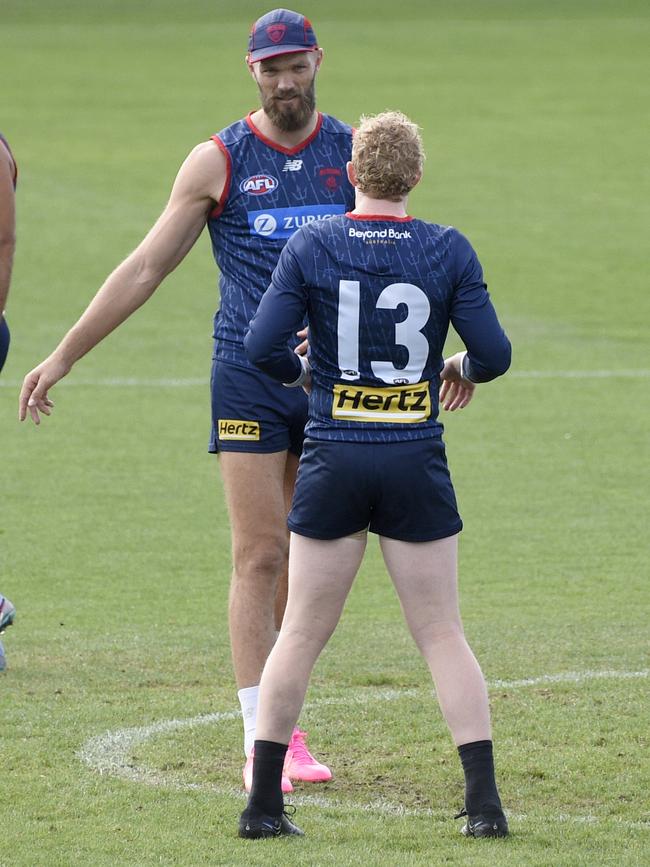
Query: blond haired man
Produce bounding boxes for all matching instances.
[238,111,511,839]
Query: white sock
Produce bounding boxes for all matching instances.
[238,685,259,758]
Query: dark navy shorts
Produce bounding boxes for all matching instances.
[0,317,10,373]
[288,437,463,542]
[209,359,308,455]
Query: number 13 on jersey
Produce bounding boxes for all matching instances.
[336,280,431,384]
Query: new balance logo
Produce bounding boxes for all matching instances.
[282,159,303,172]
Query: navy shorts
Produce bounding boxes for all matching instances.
[288,437,463,542]
[0,317,9,373]
[209,359,308,455]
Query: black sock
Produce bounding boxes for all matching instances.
[245,739,288,819]
[457,740,502,816]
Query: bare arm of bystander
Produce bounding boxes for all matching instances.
[0,144,16,318]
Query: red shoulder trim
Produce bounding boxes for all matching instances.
[345,212,413,222]
[245,111,323,156]
[209,135,232,220]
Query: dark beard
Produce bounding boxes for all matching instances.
[260,77,316,132]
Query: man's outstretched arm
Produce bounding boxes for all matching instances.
[19,141,226,424]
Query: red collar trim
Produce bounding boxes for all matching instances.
[345,212,414,222]
[245,111,323,155]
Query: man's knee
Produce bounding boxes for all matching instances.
[410,618,464,652]
[278,622,333,655]
[231,535,289,585]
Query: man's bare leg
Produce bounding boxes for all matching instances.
[380,534,507,835]
[379,534,490,745]
[273,452,299,631]
[256,532,367,742]
[219,450,330,786]
[220,450,291,693]
[243,532,365,831]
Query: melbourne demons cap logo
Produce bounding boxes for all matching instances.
[267,24,287,44]
[248,10,318,63]
[240,174,279,195]
[319,167,343,192]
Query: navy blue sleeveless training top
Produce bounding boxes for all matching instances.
[207,112,354,367]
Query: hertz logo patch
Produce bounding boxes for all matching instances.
[332,382,431,423]
[218,419,261,441]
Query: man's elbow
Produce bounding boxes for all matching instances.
[486,340,512,380]
[243,328,268,368]
[132,258,166,296]
[125,243,173,297]
[468,339,512,383]
[494,339,512,377]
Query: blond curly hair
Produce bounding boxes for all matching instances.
[352,111,425,201]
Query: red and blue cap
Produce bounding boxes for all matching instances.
[247,8,318,63]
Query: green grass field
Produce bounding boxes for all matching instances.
[1,1,649,864]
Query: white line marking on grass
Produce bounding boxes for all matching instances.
[488,669,648,689]
[3,371,650,390]
[0,376,208,388]
[509,370,650,379]
[509,812,649,831]
[78,673,650,831]
[79,689,415,780]
[79,709,241,779]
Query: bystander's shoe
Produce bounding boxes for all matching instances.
[455,806,509,838]
[243,748,293,794]
[0,596,15,673]
[284,728,332,783]
[238,807,304,839]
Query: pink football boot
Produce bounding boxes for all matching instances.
[284,728,332,783]
[243,748,293,794]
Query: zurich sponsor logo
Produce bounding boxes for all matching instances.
[253,214,278,237]
[248,204,346,239]
[240,174,279,196]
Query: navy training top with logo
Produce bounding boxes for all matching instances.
[207,112,354,368]
[245,213,511,443]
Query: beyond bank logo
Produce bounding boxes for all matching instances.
[240,174,279,195]
[348,226,412,241]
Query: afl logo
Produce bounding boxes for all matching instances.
[240,174,279,195]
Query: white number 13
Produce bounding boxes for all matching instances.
[337,280,431,383]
